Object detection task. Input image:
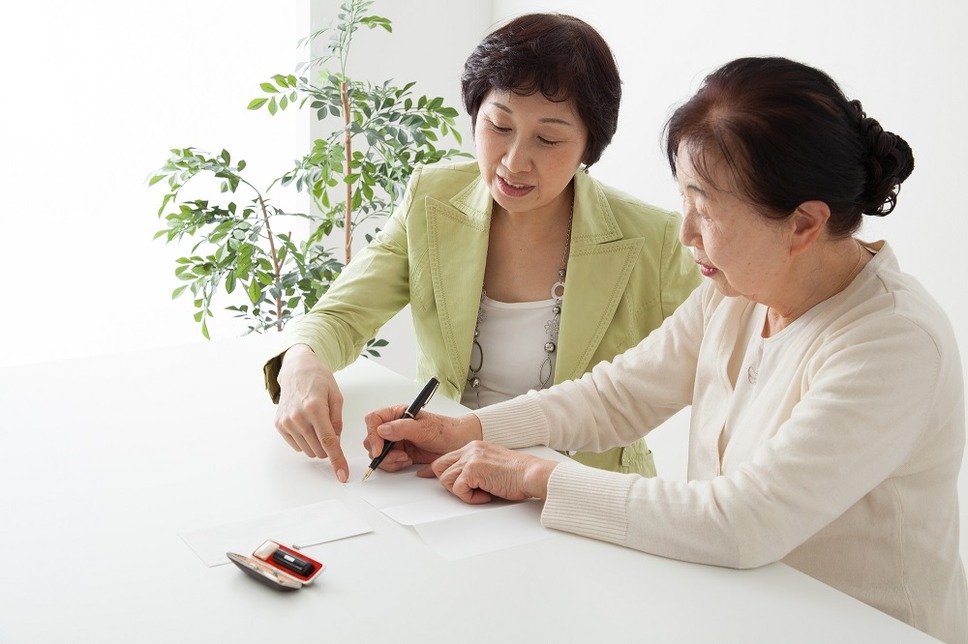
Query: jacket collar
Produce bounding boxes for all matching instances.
[570,168,623,245]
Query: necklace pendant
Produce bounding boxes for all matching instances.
[551,280,565,301]
[538,356,553,388]
[544,316,560,338]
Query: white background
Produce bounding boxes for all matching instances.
[1,1,965,559]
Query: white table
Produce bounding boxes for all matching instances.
[0,337,937,643]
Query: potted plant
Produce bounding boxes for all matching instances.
[148,0,467,352]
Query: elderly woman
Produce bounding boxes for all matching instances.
[264,13,699,482]
[363,57,967,642]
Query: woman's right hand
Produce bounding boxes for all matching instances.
[273,344,349,482]
[363,407,483,475]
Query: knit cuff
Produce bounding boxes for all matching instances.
[474,393,549,449]
[541,461,633,545]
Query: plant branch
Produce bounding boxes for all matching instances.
[341,80,353,264]
[256,193,285,331]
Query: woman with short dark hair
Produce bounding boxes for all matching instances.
[265,14,699,482]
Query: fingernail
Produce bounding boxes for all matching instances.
[337,468,347,483]
[378,424,393,438]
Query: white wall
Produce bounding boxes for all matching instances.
[0,1,310,366]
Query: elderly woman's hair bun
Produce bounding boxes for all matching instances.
[851,100,915,217]
[664,56,917,237]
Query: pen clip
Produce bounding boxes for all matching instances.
[425,378,440,402]
[404,376,440,418]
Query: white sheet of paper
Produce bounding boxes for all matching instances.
[179,499,373,567]
[326,456,514,522]
[322,450,564,559]
[413,501,556,561]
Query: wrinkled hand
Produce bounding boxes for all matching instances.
[274,344,348,482]
[363,407,483,474]
[430,441,558,505]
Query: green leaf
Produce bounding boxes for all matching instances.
[260,82,279,94]
[248,98,269,110]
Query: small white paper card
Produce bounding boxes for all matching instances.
[179,499,373,567]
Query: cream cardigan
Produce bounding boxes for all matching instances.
[476,241,968,643]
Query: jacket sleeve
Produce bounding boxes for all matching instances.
[263,171,420,402]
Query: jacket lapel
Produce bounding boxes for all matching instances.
[425,177,491,383]
[555,171,642,382]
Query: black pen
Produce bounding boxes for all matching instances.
[361,376,440,481]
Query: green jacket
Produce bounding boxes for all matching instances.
[265,160,701,475]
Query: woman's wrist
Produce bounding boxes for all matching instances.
[523,458,558,500]
[281,343,315,365]
[457,413,484,443]
[279,344,330,377]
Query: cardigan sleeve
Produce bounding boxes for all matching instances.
[546,299,949,569]
[476,283,707,451]
[623,311,943,568]
[479,277,956,571]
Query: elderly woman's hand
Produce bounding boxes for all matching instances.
[363,408,483,473]
[430,441,558,504]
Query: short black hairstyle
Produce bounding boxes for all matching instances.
[461,13,622,167]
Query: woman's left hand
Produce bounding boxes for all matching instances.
[430,441,558,504]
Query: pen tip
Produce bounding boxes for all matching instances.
[361,468,373,482]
